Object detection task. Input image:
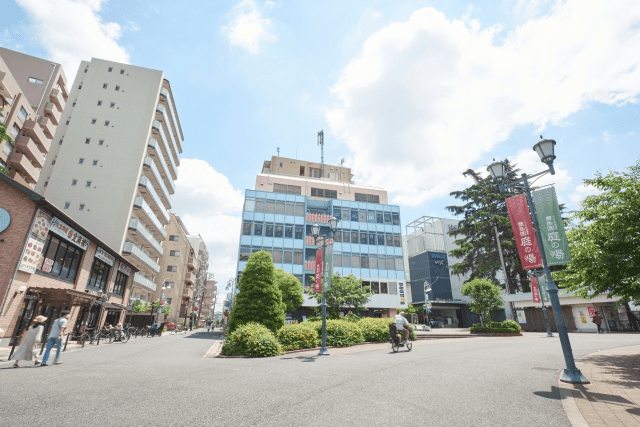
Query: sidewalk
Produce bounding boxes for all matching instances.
[559,345,640,426]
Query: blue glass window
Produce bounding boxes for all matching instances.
[275,225,284,238]
[351,209,359,222]
[333,230,342,242]
[377,234,385,245]
[265,224,274,237]
[295,226,303,239]
[369,232,376,245]
[386,234,393,246]
[333,207,341,220]
[351,231,359,243]
[254,223,263,236]
[361,255,369,268]
[360,232,367,244]
[285,226,293,238]
[369,255,378,269]
[376,212,383,224]
[392,213,400,226]
[242,221,252,235]
[367,211,376,223]
[384,213,392,224]
[343,231,350,242]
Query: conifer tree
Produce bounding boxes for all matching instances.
[228,251,285,333]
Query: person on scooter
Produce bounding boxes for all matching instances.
[394,311,411,344]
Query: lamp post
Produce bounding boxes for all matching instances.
[423,281,432,330]
[532,272,554,338]
[487,137,588,384]
[311,217,339,356]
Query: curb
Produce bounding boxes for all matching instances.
[204,338,225,358]
[557,376,590,427]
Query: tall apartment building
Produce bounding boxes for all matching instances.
[237,155,407,320]
[0,47,67,188]
[34,58,184,302]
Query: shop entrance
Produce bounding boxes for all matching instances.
[10,291,39,346]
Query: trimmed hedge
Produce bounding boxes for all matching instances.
[471,320,521,334]
[277,323,320,351]
[307,319,364,347]
[358,318,393,342]
[222,322,283,357]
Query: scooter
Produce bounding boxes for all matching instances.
[389,323,412,353]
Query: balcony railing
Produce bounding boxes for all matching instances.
[16,136,44,168]
[185,271,195,285]
[49,88,66,111]
[44,102,61,125]
[152,120,178,180]
[128,219,163,257]
[133,197,167,239]
[155,104,180,164]
[133,271,157,293]
[123,242,160,275]
[138,176,170,224]
[160,87,182,151]
[22,119,49,151]
[147,138,175,194]
[38,116,54,139]
[8,152,39,184]
[142,157,172,209]
[187,256,195,269]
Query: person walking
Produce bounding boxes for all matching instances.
[41,310,70,366]
[10,315,47,368]
[593,311,604,334]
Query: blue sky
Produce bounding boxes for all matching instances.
[2,0,639,285]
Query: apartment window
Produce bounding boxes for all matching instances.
[84,69,87,73]
[72,179,77,186]
[309,167,322,178]
[79,204,85,211]
[99,140,104,145]
[18,106,28,122]
[115,85,120,91]
[164,281,175,288]
[66,120,70,125]
[28,77,43,84]
[51,160,55,165]
[97,100,102,106]
[86,181,92,187]
[39,234,84,282]
[58,139,63,145]
[253,223,263,236]
[103,83,108,89]
[167,266,178,272]
[104,120,110,126]
[239,246,251,261]
[112,271,128,296]
[44,181,48,187]
[110,102,115,108]
[10,123,19,138]
[392,213,400,226]
[91,118,96,124]
[169,235,179,241]
[87,258,111,291]
[85,138,91,144]
[108,67,113,72]
[120,69,125,74]
[64,202,70,209]
[92,160,98,166]
[265,224,274,237]
[310,188,337,199]
[273,184,301,195]
[72,102,76,107]
[295,225,303,239]
[242,221,252,236]
[1,142,12,156]
[354,193,380,204]
[78,158,84,164]
[170,250,180,256]
[78,84,82,90]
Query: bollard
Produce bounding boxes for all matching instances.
[63,333,70,352]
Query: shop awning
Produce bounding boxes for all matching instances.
[103,302,126,311]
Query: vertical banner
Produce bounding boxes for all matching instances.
[536,275,550,303]
[314,248,323,292]
[531,277,541,303]
[506,194,543,270]
[587,306,595,317]
[323,243,333,291]
[18,209,52,274]
[531,187,572,266]
[516,310,527,324]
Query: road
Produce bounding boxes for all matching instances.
[1,329,638,426]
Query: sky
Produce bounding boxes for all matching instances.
[1,0,639,285]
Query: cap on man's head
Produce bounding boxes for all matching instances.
[61,310,70,316]
[400,311,405,315]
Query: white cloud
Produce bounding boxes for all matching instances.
[569,183,600,205]
[172,159,244,284]
[15,0,129,77]
[509,148,571,190]
[264,1,276,9]
[327,1,640,207]
[222,0,276,54]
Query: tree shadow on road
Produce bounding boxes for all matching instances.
[535,385,634,406]
[184,332,221,340]
[576,354,640,388]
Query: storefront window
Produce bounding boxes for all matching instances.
[39,234,84,282]
[113,271,128,296]
[87,258,112,291]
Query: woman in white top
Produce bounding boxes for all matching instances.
[11,315,47,367]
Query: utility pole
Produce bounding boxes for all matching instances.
[317,130,324,178]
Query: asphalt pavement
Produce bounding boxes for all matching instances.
[0,329,638,426]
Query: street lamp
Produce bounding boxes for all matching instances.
[423,281,432,330]
[487,137,588,384]
[311,217,339,356]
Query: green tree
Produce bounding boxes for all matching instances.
[554,160,640,309]
[460,278,505,325]
[308,274,372,318]
[274,269,304,312]
[133,300,151,313]
[446,160,528,294]
[228,251,285,334]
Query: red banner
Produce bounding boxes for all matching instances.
[587,306,595,317]
[506,194,543,270]
[531,277,541,303]
[314,248,323,292]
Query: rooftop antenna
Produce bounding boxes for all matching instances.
[277,147,280,157]
[317,130,324,178]
[339,158,345,167]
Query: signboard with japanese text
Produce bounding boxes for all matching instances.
[587,306,595,317]
[118,262,132,276]
[536,275,550,303]
[516,310,527,324]
[323,244,333,291]
[506,195,543,270]
[531,187,571,266]
[531,277,541,303]
[94,247,115,266]
[314,248,323,292]
[49,217,90,250]
[18,209,52,274]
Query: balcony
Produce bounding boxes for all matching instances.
[182,286,194,299]
[151,120,178,180]
[142,157,172,209]
[38,116,54,139]
[122,242,160,275]
[185,271,196,285]
[138,176,170,223]
[159,89,183,152]
[49,87,66,111]
[22,119,50,151]
[133,272,157,293]
[0,71,18,101]
[187,256,195,269]
[8,152,39,184]
[155,104,180,165]
[133,197,167,240]
[127,219,163,258]
[44,102,61,125]
[15,136,45,168]
[147,138,175,194]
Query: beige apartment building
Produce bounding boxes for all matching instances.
[152,214,196,323]
[261,156,354,183]
[0,47,68,188]
[34,58,184,302]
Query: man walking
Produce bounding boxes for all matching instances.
[593,311,604,333]
[41,310,70,366]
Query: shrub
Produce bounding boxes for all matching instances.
[222,322,283,357]
[501,320,521,332]
[307,319,364,347]
[277,323,320,351]
[358,317,393,342]
[343,313,362,323]
[305,316,322,322]
[470,322,521,334]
